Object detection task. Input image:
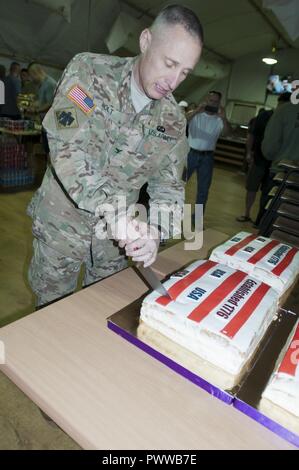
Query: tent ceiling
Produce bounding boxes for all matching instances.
[0,0,121,67]
[124,0,299,59]
[0,0,298,69]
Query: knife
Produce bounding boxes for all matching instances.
[135,264,172,300]
[278,307,297,317]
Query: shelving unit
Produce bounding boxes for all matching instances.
[259,161,299,248]
[214,137,245,167]
[0,124,41,191]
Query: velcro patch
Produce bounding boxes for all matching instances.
[67,85,95,114]
[55,107,78,129]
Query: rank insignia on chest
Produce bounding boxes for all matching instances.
[55,108,79,129]
[67,84,95,114]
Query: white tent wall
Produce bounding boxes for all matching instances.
[227,48,299,104]
[0,0,121,68]
[0,0,298,110]
[185,47,299,117]
[263,0,299,41]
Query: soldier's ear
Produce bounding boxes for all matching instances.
[139,29,152,54]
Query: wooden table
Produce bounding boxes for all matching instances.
[0,229,294,449]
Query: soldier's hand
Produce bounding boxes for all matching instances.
[119,219,160,268]
[115,216,140,244]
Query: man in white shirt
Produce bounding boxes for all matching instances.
[186,91,231,221]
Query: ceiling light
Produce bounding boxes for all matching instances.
[262,45,278,65]
[262,57,278,65]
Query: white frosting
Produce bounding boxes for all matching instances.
[210,232,299,294]
[261,321,299,419]
[140,260,279,377]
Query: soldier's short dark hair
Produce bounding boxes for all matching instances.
[153,4,204,44]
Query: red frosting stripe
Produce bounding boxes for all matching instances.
[278,324,299,377]
[225,234,257,256]
[221,283,271,339]
[247,240,280,265]
[272,247,298,276]
[187,270,247,323]
[156,260,217,306]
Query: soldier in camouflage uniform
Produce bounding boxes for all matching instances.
[27,5,203,306]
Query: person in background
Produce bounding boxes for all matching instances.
[27,63,57,156]
[178,100,188,113]
[0,64,5,82]
[9,62,21,94]
[0,62,21,119]
[27,63,57,120]
[185,90,231,222]
[255,92,294,227]
[0,65,5,115]
[20,68,38,96]
[236,107,273,223]
[186,102,196,113]
[241,108,265,175]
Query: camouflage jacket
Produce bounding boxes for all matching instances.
[28,53,189,258]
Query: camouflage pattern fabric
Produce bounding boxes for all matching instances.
[28,53,189,305]
[29,238,127,307]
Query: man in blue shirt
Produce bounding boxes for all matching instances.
[27,63,57,120]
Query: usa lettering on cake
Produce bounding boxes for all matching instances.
[138,259,279,389]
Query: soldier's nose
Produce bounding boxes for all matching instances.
[167,74,180,91]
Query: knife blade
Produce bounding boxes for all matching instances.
[278,307,297,317]
[135,264,172,299]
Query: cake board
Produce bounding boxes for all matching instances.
[107,294,234,405]
[107,283,299,447]
[233,287,299,448]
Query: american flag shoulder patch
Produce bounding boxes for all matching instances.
[67,85,95,114]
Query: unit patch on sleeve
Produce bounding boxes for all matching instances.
[55,107,79,129]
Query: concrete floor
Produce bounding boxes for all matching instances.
[0,162,259,449]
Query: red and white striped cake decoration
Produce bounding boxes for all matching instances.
[209,232,299,294]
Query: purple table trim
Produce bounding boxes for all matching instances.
[234,398,299,448]
[108,319,233,405]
